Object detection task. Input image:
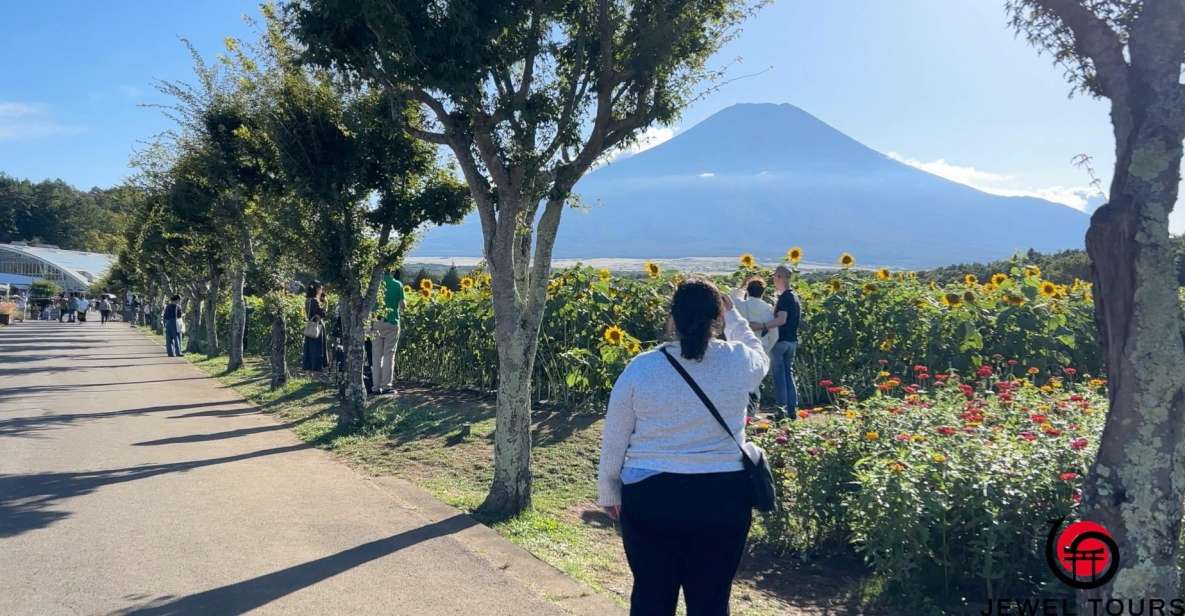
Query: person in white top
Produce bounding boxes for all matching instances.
[732,277,777,416]
[598,278,769,616]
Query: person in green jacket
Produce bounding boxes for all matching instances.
[372,269,406,395]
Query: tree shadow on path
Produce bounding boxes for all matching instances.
[0,443,308,538]
[111,514,477,615]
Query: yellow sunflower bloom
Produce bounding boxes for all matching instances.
[863,283,877,295]
[598,268,611,283]
[1025,265,1041,277]
[964,274,978,285]
[419,288,431,299]
[786,246,803,264]
[943,293,963,308]
[962,290,976,303]
[603,325,625,346]
[439,287,453,300]
[865,431,879,441]
[739,253,756,268]
[1039,281,1057,297]
[644,262,660,278]
[460,277,474,289]
[627,340,641,354]
[828,279,842,293]
[419,278,434,292]
[876,268,891,281]
[991,273,1008,285]
[839,252,855,269]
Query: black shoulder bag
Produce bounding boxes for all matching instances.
[660,347,780,512]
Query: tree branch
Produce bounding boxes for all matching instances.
[1029,0,1131,101]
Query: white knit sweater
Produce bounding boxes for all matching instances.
[597,307,770,507]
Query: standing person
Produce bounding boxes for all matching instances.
[163,295,183,356]
[67,293,79,323]
[733,277,778,416]
[371,269,405,395]
[753,265,802,419]
[76,294,90,323]
[98,295,112,325]
[302,282,329,372]
[597,279,768,616]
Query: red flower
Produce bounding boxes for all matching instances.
[775,432,789,445]
[904,385,919,395]
[1019,431,1038,441]
[937,426,957,436]
[1060,472,1079,481]
[934,373,949,381]
[1071,489,1083,503]
[1070,394,1085,402]
[917,373,930,380]
[826,386,843,394]
[976,365,993,378]
[1044,426,1063,437]
[819,379,834,387]
[1071,437,1088,451]
[1063,367,1078,376]
[895,433,911,442]
[1030,414,1047,424]
[913,364,928,373]
[1007,359,1018,366]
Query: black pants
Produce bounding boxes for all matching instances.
[621,471,752,616]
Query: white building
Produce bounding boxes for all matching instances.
[0,242,115,293]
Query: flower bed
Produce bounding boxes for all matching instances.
[749,361,1105,605]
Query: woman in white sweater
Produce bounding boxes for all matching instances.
[598,278,769,616]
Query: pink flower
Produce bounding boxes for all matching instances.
[818,379,834,387]
[977,365,993,378]
[937,426,957,437]
[1063,367,1078,376]
[1030,414,1047,424]
[1071,437,1088,451]
[913,364,928,373]
[1019,431,1038,442]
[775,432,789,445]
[1060,472,1079,481]
[895,433,911,442]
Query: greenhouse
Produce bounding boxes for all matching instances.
[0,242,115,293]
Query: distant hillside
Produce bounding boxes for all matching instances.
[0,174,131,253]
[415,103,1090,268]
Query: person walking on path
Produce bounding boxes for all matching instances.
[302,283,329,372]
[751,266,802,419]
[66,293,79,323]
[372,270,405,395]
[98,296,112,325]
[76,295,90,324]
[598,278,769,616]
[163,295,183,357]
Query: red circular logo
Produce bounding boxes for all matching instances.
[1045,518,1119,589]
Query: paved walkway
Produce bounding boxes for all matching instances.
[0,320,616,615]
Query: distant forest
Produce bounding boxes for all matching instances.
[0,173,133,254]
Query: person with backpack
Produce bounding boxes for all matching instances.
[66,293,79,323]
[597,278,769,616]
[98,296,112,325]
[302,282,329,372]
[163,295,183,356]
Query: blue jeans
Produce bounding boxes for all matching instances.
[165,326,182,357]
[771,340,799,413]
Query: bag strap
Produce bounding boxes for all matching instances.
[660,346,745,457]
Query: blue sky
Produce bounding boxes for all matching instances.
[3,1,1176,231]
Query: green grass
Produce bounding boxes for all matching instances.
[174,346,860,616]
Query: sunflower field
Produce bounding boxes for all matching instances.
[398,251,1100,410]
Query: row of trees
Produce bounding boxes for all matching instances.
[105,0,1185,601]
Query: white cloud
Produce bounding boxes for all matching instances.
[698,172,715,178]
[599,125,676,165]
[0,101,81,141]
[886,151,1102,212]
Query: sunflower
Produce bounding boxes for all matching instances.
[419,278,434,292]
[964,274,978,285]
[828,278,842,293]
[627,340,641,354]
[1039,280,1057,297]
[603,325,625,346]
[644,261,660,278]
[460,277,474,289]
[598,268,611,283]
[739,253,756,268]
[863,283,877,295]
[983,281,998,292]
[419,288,432,299]
[876,268,891,281]
[838,252,855,269]
[786,246,803,264]
[1005,293,1026,306]
[439,287,454,300]
[991,273,1008,285]
[963,290,976,303]
[1025,264,1041,277]
[943,292,963,308]
[879,338,893,351]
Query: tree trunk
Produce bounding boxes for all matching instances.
[479,322,542,517]
[337,290,369,428]
[268,300,288,390]
[205,267,221,358]
[227,262,246,372]
[1081,96,1185,600]
[185,292,203,354]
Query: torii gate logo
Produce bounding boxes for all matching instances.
[1045,517,1120,590]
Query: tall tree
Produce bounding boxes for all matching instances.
[259,41,470,424]
[289,0,763,515]
[1009,0,1185,600]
